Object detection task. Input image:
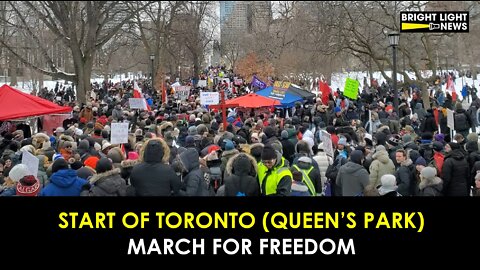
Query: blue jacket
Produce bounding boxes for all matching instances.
[0,187,16,196]
[462,85,468,97]
[40,169,88,196]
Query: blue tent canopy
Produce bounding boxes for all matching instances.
[256,86,303,108]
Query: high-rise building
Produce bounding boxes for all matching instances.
[220,1,272,45]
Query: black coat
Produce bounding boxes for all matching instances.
[281,138,296,165]
[420,114,437,134]
[178,148,213,196]
[442,149,470,196]
[130,139,181,196]
[221,153,260,196]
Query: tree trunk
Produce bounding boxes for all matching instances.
[421,82,431,110]
[9,54,17,86]
[38,70,43,92]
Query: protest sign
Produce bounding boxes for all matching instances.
[343,78,360,100]
[21,150,39,177]
[110,123,129,145]
[129,98,147,110]
[200,92,220,105]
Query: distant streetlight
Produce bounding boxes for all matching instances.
[150,54,155,88]
[388,32,400,115]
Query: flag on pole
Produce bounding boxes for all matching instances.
[133,81,151,111]
[319,80,332,105]
[162,81,168,104]
[446,75,457,102]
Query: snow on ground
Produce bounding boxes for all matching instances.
[6,72,142,93]
[8,70,480,99]
[330,70,480,98]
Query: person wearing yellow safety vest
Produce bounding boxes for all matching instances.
[257,146,292,196]
[290,156,322,196]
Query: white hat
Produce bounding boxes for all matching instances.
[75,128,83,136]
[55,127,65,134]
[102,142,112,151]
[94,143,101,151]
[378,174,398,195]
[8,164,31,182]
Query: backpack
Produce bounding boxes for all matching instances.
[324,156,345,196]
[454,112,468,131]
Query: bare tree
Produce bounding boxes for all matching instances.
[0,1,152,104]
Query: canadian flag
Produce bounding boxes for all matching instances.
[133,81,151,111]
[319,79,332,105]
[446,75,457,102]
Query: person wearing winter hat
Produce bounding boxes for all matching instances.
[434,133,446,145]
[84,156,100,172]
[217,153,260,196]
[80,157,127,196]
[419,167,443,196]
[442,142,469,196]
[257,145,292,196]
[127,151,139,160]
[280,129,295,165]
[336,150,369,196]
[0,164,31,196]
[290,170,311,196]
[41,158,89,196]
[130,138,181,196]
[377,174,401,196]
[291,156,322,196]
[16,175,41,196]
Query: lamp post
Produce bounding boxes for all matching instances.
[150,54,155,88]
[388,32,400,115]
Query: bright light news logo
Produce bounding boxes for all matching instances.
[400,11,469,32]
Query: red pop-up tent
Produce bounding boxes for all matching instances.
[0,84,72,121]
[225,93,280,108]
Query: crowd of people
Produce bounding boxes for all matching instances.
[1,67,480,197]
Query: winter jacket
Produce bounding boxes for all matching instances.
[291,159,322,195]
[220,149,239,175]
[120,159,139,185]
[369,150,396,188]
[418,176,443,196]
[281,138,296,165]
[36,155,49,188]
[414,103,426,122]
[336,162,369,196]
[112,108,123,121]
[395,159,415,196]
[130,138,181,196]
[178,148,212,196]
[290,181,311,196]
[40,169,88,196]
[257,152,292,196]
[80,168,128,196]
[221,153,260,196]
[442,149,470,196]
[421,113,438,134]
[312,151,333,187]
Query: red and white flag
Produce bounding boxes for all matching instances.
[446,75,455,92]
[133,81,151,111]
[446,75,457,102]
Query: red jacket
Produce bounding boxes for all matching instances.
[433,152,445,177]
